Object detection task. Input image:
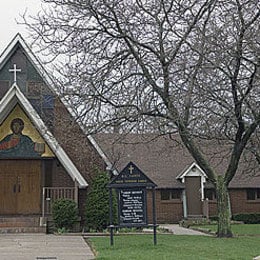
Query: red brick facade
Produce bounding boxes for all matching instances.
[147,190,183,224]
[146,189,260,224]
[53,99,106,184]
[208,189,260,217]
[46,99,107,222]
[230,189,260,214]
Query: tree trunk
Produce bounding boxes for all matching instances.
[216,176,233,238]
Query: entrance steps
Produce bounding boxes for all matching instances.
[0,216,46,233]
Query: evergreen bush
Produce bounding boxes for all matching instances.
[85,170,117,231]
[52,198,79,231]
[232,213,260,224]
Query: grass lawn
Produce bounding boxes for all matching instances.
[88,233,260,260]
[192,224,260,236]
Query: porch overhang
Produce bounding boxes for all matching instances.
[176,162,207,183]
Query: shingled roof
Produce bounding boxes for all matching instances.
[94,133,260,189]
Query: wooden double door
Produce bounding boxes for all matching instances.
[0,160,41,214]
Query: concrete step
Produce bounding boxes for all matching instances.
[0,216,46,233]
[0,217,39,227]
[0,226,46,233]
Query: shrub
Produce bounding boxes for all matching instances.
[85,170,117,232]
[232,213,260,224]
[209,216,219,221]
[52,199,79,230]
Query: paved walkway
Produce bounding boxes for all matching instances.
[0,226,208,259]
[160,224,210,235]
[0,234,95,260]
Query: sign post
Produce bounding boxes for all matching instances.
[108,161,157,246]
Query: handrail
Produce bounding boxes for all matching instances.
[42,187,76,217]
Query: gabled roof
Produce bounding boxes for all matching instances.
[94,133,189,188]
[176,162,207,181]
[94,133,260,189]
[0,33,113,174]
[0,33,56,91]
[108,161,157,188]
[0,83,88,188]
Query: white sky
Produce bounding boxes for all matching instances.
[0,0,42,53]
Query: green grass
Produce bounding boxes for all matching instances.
[88,234,260,260]
[193,224,260,236]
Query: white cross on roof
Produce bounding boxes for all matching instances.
[9,64,21,83]
[129,165,134,174]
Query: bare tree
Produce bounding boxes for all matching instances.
[23,0,260,237]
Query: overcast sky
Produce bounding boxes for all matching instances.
[0,0,42,53]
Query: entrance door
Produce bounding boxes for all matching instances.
[185,176,202,216]
[0,172,17,214]
[0,160,41,214]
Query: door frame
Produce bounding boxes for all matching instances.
[176,162,207,218]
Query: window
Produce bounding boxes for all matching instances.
[246,189,260,200]
[204,189,216,200]
[161,189,182,201]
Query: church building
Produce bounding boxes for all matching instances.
[0,34,108,232]
[0,35,259,232]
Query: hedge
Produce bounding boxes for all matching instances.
[232,213,260,224]
[52,199,79,230]
[85,170,117,231]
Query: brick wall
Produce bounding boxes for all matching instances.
[147,190,184,223]
[51,159,74,187]
[229,189,260,214]
[78,189,88,225]
[53,99,106,184]
[47,158,89,225]
[207,189,260,218]
[146,189,260,224]
[208,201,218,216]
[47,99,107,223]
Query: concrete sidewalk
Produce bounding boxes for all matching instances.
[160,224,210,235]
[0,234,95,260]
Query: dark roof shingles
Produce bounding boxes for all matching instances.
[94,133,260,189]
